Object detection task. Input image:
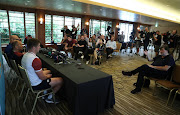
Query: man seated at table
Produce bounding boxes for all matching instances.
[5,35,21,59]
[21,38,63,103]
[12,40,24,65]
[64,35,77,57]
[122,44,175,94]
[106,36,116,59]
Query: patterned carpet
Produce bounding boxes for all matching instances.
[5,53,180,115]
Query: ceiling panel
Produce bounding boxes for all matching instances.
[0,0,179,27]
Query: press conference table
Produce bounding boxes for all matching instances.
[37,53,115,115]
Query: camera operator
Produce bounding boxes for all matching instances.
[61,25,71,37]
[153,30,161,56]
[168,30,178,54]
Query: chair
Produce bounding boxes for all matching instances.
[113,42,122,55]
[171,89,180,106]
[154,64,180,105]
[18,65,55,114]
[3,53,15,84]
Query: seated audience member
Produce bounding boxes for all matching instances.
[84,33,89,43]
[12,40,24,65]
[106,36,116,59]
[64,35,77,56]
[57,35,68,51]
[122,45,175,94]
[86,38,95,64]
[5,35,21,59]
[74,35,88,60]
[93,39,105,64]
[21,38,63,103]
[96,35,106,46]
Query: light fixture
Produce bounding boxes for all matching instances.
[85,22,89,25]
[39,18,43,24]
[155,22,158,27]
[137,27,140,30]
[116,25,119,28]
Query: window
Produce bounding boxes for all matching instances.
[0,10,36,44]
[53,15,64,43]
[119,23,133,42]
[45,15,52,43]
[45,15,81,43]
[75,18,81,35]
[65,16,73,31]
[89,19,112,37]
[25,12,35,38]
[0,10,9,44]
[9,11,25,41]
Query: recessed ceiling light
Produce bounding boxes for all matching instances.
[25,3,28,5]
[84,12,86,13]
[27,0,30,2]
[71,4,74,6]
[100,9,102,11]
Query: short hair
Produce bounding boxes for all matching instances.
[156,30,160,32]
[12,40,19,50]
[27,38,40,50]
[160,44,169,52]
[67,35,72,38]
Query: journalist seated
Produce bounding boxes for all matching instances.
[12,40,24,65]
[122,44,175,94]
[21,38,63,103]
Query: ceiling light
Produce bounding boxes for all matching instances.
[71,4,74,6]
[100,9,102,11]
[84,12,86,13]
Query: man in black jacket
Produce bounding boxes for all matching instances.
[122,44,175,94]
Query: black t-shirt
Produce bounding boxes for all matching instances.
[151,55,175,67]
[78,40,87,49]
[169,34,178,48]
[155,35,161,46]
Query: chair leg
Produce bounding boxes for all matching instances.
[19,83,25,98]
[15,78,20,90]
[166,89,174,106]
[24,88,30,105]
[52,92,56,105]
[31,93,40,114]
[153,82,157,96]
[171,90,178,107]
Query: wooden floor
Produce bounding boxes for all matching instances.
[5,53,180,115]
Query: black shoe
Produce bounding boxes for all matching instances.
[133,83,137,86]
[131,88,141,94]
[133,82,149,88]
[122,71,132,76]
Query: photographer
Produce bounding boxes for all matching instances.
[61,25,71,37]
[153,31,161,56]
[168,30,178,54]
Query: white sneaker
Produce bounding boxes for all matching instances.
[45,98,60,104]
[86,61,89,64]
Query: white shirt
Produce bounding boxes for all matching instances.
[106,40,117,50]
[21,52,42,86]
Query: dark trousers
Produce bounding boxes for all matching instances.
[74,47,88,60]
[87,48,94,60]
[144,42,149,51]
[131,64,167,89]
[106,48,113,58]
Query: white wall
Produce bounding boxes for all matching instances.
[150,24,180,35]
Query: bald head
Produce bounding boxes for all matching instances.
[12,40,23,52]
[10,35,20,43]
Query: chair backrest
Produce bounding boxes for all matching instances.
[116,43,122,51]
[3,53,12,68]
[10,59,21,76]
[18,65,32,90]
[172,64,180,83]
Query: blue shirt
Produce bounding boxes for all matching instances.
[4,43,13,59]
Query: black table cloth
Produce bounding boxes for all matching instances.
[37,53,115,115]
